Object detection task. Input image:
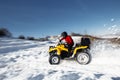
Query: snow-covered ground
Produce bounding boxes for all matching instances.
[0,37,120,80]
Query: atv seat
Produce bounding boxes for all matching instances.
[72,43,81,50]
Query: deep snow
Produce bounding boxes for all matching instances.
[0,37,120,80]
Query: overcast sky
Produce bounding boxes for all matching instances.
[0,0,120,37]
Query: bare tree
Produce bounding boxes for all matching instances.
[18,35,25,39]
[0,28,12,37]
[27,36,35,40]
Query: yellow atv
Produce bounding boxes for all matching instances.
[49,40,91,65]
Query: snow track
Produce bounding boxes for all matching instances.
[0,38,120,80]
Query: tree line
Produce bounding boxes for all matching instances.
[0,28,49,41]
[0,27,97,41]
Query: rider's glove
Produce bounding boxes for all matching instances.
[64,42,68,47]
[59,40,61,42]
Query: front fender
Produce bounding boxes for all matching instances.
[49,47,61,55]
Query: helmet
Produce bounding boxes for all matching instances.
[61,31,68,38]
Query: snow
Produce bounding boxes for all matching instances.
[0,37,120,80]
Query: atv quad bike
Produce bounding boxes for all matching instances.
[49,38,91,65]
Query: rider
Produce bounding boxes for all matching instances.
[60,31,74,57]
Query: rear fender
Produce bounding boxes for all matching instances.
[73,46,88,55]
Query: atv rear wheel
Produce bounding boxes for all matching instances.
[49,55,60,65]
[76,52,91,65]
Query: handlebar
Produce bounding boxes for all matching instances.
[57,41,68,47]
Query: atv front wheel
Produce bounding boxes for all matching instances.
[49,55,60,65]
[76,52,91,65]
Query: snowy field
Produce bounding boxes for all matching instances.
[0,37,120,80]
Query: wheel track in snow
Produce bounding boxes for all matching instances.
[0,43,50,80]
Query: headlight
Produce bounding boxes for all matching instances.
[49,46,54,49]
